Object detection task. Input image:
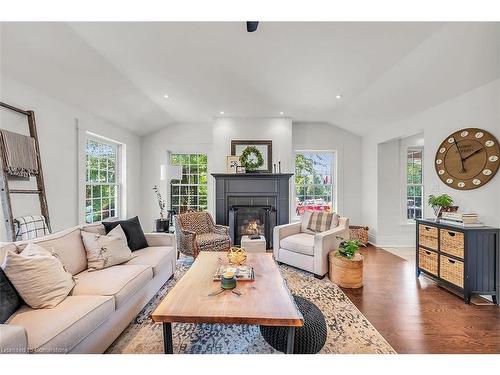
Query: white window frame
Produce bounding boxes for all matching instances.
[402,145,424,224]
[292,150,337,222]
[78,129,126,224]
[169,152,208,214]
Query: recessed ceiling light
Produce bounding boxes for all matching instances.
[220,111,225,115]
[163,94,169,98]
[279,111,284,115]
[336,94,343,99]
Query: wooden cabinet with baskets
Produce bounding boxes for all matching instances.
[416,219,499,305]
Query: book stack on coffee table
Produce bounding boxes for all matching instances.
[441,212,483,227]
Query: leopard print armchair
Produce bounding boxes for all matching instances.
[173,211,231,258]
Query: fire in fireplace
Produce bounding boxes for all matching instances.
[228,205,276,249]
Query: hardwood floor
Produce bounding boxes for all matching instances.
[340,245,500,354]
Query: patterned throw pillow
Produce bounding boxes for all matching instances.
[2,243,75,309]
[81,225,133,271]
[306,212,336,233]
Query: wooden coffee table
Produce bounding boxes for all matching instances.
[152,252,303,354]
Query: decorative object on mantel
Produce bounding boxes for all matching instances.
[435,127,499,190]
[231,139,272,173]
[329,238,363,288]
[226,155,239,174]
[153,185,169,232]
[427,194,457,222]
[236,166,246,174]
[227,246,248,265]
[348,225,369,246]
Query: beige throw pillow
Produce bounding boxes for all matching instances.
[81,225,133,271]
[1,243,75,309]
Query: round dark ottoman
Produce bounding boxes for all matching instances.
[260,295,327,354]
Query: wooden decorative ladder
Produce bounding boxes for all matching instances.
[0,101,51,241]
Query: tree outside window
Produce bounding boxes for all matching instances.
[406,148,423,220]
[294,152,335,216]
[85,139,119,223]
[170,153,208,214]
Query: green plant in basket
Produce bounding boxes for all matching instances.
[335,237,361,260]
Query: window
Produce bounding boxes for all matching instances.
[406,148,423,220]
[85,138,120,223]
[170,153,208,214]
[294,152,335,216]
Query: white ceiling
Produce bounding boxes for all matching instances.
[1,22,499,136]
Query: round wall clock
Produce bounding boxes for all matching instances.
[435,128,500,190]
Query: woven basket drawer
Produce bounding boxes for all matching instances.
[418,248,438,276]
[440,255,464,288]
[440,229,464,259]
[419,224,438,250]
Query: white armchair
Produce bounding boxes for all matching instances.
[273,212,350,278]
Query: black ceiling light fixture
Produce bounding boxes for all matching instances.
[246,22,259,32]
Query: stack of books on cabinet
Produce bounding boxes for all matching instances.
[440,212,483,227]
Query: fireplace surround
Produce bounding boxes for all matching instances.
[211,173,293,249]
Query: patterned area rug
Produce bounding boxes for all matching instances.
[106,263,396,354]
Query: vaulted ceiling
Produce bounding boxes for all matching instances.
[1,22,499,136]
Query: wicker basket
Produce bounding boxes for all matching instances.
[349,225,369,245]
[440,229,464,259]
[418,224,438,250]
[418,248,438,276]
[440,255,464,288]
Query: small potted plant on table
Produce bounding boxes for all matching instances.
[427,194,457,222]
[153,185,169,232]
[329,238,363,288]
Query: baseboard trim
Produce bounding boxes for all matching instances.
[368,234,413,248]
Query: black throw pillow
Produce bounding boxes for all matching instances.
[0,267,22,323]
[102,216,148,251]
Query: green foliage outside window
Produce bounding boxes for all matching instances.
[170,153,208,214]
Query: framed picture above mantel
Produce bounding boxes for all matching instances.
[231,140,273,173]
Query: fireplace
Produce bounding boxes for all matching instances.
[211,173,293,250]
[229,205,276,249]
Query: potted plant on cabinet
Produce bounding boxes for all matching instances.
[329,238,363,288]
[427,194,457,221]
[153,185,169,232]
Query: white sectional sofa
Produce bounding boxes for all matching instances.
[0,223,176,354]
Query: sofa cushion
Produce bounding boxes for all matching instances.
[81,223,106,235]
[81,225,133,271]
[2,243,75,309]
[196,232,231,251]
[72,264,152,308]
[280,233,315,256]
[0,267,22,323]
[0,243,18,264]
[102,216,148,251]
[8,295,114,353]
[16,227,87,276]
[125,246,175,276]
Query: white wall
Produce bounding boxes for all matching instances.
[140,118,362,230]
[293,122,362,224]
[362,79,500,246]
[0,77,142,240]
[141,122,213,232]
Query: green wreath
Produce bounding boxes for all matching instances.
[239,146,264,172]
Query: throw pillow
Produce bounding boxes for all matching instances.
[2,243,75,309]
[0,267,22,323]
[102,216,148,251]
[81,225,133,271]
[307,212,338,233]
